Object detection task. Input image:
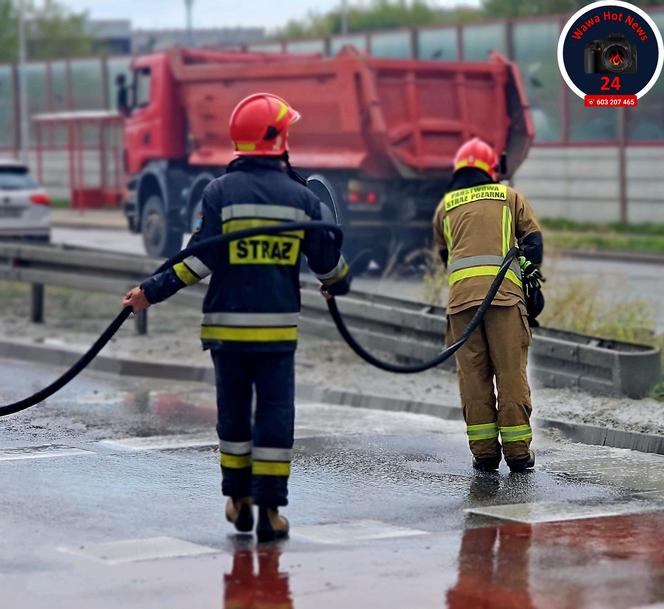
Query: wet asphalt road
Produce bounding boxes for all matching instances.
[51,227,664,332]
[2,359,664,608]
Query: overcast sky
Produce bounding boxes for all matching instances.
[59,0,481,30]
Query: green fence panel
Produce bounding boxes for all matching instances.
[0,65,15,149]
[513,20,562,142]
[370,31,412,58]
[462,22,506,61]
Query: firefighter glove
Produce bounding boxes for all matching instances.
[519,256,544,284]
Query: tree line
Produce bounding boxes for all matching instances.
[2,0,664,62]
[278,0,664,39]
[0,0,93,62]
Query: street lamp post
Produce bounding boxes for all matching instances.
[184,0,194,47]
[340,0,349,36]
[17,0,29,164]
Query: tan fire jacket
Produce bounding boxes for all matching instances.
[433,182,541,315]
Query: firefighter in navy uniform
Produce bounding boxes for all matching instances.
[123,93,351,542]
[433,138,544,473]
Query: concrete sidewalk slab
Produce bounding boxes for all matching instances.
[466,499,660,524]
[59,536,220,565]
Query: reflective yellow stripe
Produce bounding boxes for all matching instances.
[502,432,532,442]
[467,423,499,432]
[220,453,252,469]
[455,159,491,173]
[448,266,522,288]
[173,262,199,286]
[201,326,298,342]
[252,461,291,476]
[236,142,256,151]
[502,205,513,257]
[275,101,289,122]
[468,432,500,441]
[467,422,499,441]
[443,215,453,255]
[500,425,532,433]
[182,255,211,278]
[223,218,304,239]
[500,425,533,443]
[221,204,310,223]
[203,312,299,327]
[321,262,349,287]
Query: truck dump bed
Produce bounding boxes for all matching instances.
[168,48,533,179]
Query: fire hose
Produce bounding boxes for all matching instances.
[0,175,518,417]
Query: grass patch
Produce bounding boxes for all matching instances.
[546,231,664,256]
[539,277,656,343]
[50,198,71,209]
[541,218,664,236]
[422,246,446,307]
[540,218,664,256]
[651,380,664,401]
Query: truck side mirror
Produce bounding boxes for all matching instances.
[499,151,508,176]
[115,74,131,117]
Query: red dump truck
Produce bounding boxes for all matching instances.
[120,47,533,266]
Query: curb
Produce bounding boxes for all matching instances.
[0,339,214,384]
[534,417,664,455]
[1,338,663,455]
[52,221,127,232]
[295,385,463,420]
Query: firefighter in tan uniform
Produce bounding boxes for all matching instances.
[433,138,544,473]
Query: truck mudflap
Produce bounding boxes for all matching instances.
[489,51,535,179]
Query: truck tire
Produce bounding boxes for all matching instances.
[141,195,183,258]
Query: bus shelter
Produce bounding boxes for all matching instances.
[33,111,124,210]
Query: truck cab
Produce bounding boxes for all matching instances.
[121,53,190,257]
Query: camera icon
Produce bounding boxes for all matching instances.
[583,34,636,74]
[584,33,637,74]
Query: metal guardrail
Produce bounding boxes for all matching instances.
[0,242,660,398]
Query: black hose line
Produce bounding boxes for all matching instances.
[0,220,516,417]
[0,222,339,418]
[0,307,133,418]
[326,246,519,374]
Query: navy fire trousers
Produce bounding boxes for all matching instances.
[211,350,295,507]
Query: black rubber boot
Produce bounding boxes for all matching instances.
[225,497,254,533]
[506,450,536,473]
[256,507,289,543]
[472,454,501,472]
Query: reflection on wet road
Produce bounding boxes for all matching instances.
[1,359,664,608]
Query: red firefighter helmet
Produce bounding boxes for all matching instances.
[453,137,499,180]
[229,92,301,157]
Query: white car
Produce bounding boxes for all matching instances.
[0,159,50,242]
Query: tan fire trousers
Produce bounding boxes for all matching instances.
[447,304,533,461]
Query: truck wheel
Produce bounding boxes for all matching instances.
[343,240,385,276]
[141,195,183,258]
